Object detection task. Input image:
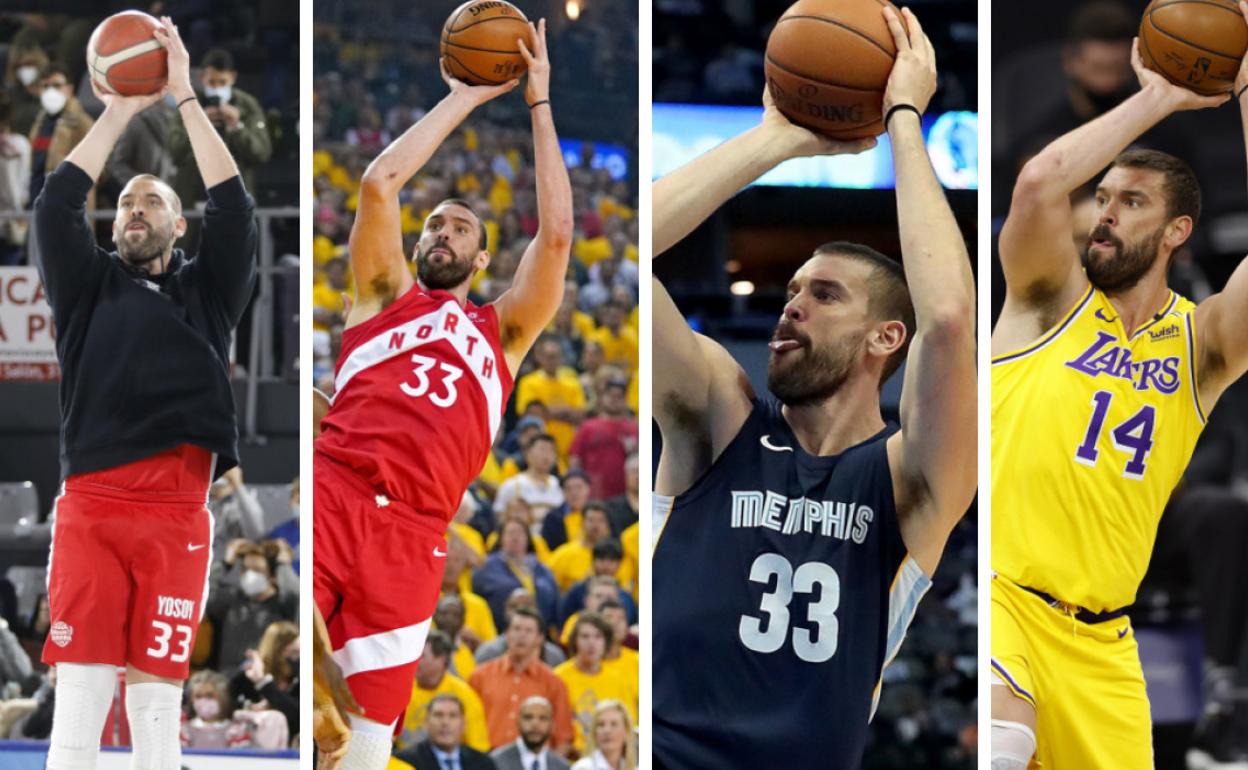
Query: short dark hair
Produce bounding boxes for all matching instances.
[424,629,454,659]
[525,433,556,452]
[568,611,614,655]
[40,62,71,83]
[428,692,465,716]
[507,605,545,635]
[812,241,916,385]
[202,48,235,72]
[1066,1,1135,45]
[1109,149,1202,228]
[591,538,623,562]
[436,198,488,250]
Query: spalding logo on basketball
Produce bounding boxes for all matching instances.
[87,11,169,96]
[50,620,73,648]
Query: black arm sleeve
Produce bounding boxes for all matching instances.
[258,679,298,737]
[31,161,107,316]
[196,175,258,327]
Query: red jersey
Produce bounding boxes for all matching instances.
[316,286,514,520]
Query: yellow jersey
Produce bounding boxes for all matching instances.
[396,672,491,752]
[992,286,1206,612]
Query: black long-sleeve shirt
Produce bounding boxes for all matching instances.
[33,161,256,481]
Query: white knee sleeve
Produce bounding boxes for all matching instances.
[47,663,117,770]
[340,715,397,770]
[125,682,183,770]
[991,719,1037,770]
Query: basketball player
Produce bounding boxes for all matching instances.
[314,20,572,769]
[33,18,256,770]
[652,9,976,769]
[990,18,1248,769]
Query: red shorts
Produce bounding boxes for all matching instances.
[43,445,215,681]
[313,451,449,726]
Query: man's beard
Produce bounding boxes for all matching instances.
[117,220,175,269]
[416,240,474,290]
[768,326,864,407]
[1082,223,1164,293]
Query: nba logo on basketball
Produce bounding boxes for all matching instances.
[50,620,72,648]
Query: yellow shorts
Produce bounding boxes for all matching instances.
[991,574,1152,770]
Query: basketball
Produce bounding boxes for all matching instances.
[86,11,167,96]
[1139,0,1248,96]
[441,0,533,86]
[764,0,905,140]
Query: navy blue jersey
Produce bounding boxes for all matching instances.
[653,397,930,770]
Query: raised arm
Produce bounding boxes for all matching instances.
[156,18,239,189]
[652,275,753,496]
[1194,2,1248,408]
[494,20,574,372]
[346,68,516,325]
[1000,38,1227,306]
[653,92,874,258]
[879,8,976,576]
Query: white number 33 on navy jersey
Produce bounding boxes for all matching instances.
[400,353,463,407]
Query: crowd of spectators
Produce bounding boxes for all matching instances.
[313,2,640,767]
[0,470,301,751]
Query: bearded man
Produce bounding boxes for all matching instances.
[31,18,256,770]
[650,9,977,770]
[312,21,572,770]
[989,24,1248,770]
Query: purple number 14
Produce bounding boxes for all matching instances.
[1074,391,1155,480]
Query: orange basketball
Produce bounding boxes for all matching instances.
[1139,0,1248,96]
[764,0,905,140]
[441,0,533,86]
[87,11,168,96]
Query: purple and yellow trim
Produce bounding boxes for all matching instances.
[1185,314,1207,424]
[991,657,1036,707]
[991,286,1094,365]
[1128,292,1178,341]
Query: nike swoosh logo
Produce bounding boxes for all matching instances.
[433,547,447,557]
[1095,309,1114,323]
[187,544,206,552]
[760,435,793,453]
[1117,627,1129,639]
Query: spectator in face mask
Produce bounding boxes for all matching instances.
[205,540,298,671]
[5,45,49,136]
[27,62,92,207]
[181,670,251,749]
[167,47,271,217]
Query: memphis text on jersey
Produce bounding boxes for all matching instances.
[730,490,874,542]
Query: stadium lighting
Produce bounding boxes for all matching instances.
[730,280,755,296]
[566,0,581,20]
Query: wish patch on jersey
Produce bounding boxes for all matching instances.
[653,398,930,770]
[992,287,1205,612]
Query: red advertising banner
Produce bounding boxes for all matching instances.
[0,267,58,380]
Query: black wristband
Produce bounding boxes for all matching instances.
[1237,84,1248,101]
[528,99,550,110]
[176,95,197,110]
[884,103,921,128]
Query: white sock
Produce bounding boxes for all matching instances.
[47,664,116,770]
[125,682,183,770]
[991,718,1037,770]
[340,714,397,770]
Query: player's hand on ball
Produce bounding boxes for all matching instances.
[440,58,519,107]
[90,77,163,117]
[882,7,937,117]
[1131,37,1229,112]
[517,19,551,107]
[761,85,877,159]
[152,16,194,102]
